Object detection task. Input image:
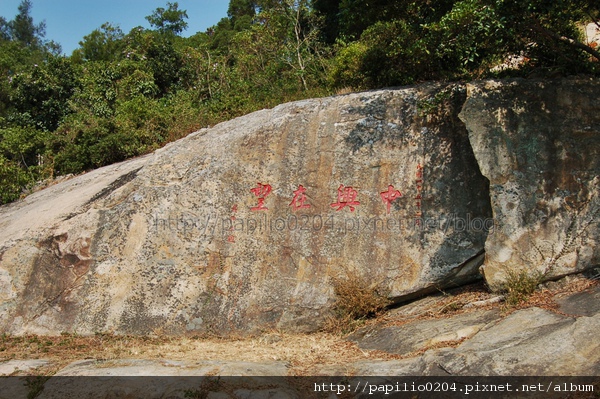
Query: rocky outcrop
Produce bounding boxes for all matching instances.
[460,79,600,289]
[334,283,600,376]
[0,78,598,336]
[0,83,492,335]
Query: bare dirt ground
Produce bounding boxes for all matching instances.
[1,277,597,377]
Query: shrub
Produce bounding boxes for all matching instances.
[501,268,544,307]
[0,154,34,204]
[328,41,368,90]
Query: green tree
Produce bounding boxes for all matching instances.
[311,0,341,44]
[228,0,257,21]
[494,0,600,67]
[0,16,10,41]
[6,0,46,48]
[72,23,125,62]
[228,0,328,101]
[0,125,48,173]
[329,0,600,89]
[122,27,183,95]
[207,17,234,53]
[145,2,189,35]
[0,154,33,203]
[9,55,78,132]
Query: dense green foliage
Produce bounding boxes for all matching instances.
[0,0,598,204]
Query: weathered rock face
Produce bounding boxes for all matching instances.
[0,83,492,335]
[460,79,600,289]
[1,78,597,336]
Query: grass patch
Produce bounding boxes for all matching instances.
[501,268,544,307]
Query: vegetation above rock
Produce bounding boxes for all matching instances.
[1,0,599,204]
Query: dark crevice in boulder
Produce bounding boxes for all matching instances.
[86,167,142,205]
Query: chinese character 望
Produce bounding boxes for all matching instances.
[250,183,272,211]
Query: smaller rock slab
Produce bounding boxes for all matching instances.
[556,285,600,317]
[461,79,600,289]
[435,307,600,375]
[0,359,50,376]
[39,359,295,399]
[0,360,51,399]
[52,358,289,376]
[349,309,499,355]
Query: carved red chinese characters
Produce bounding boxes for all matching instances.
[380,185,402,214]
[250,183,272,211]
[330,184,360,212]
[289,185,311,211]
[415,163,424,219]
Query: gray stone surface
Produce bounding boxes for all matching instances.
[0,83,491,335]
[0,378,30,399]
[556,284,600,317]
[460,78,600,289]
[52,359,289,376]
[0,360,51,399]
[325,311,600,377]
[0,285,598,399]
[329,286,600,376]
[32,360,295,399]
[0,359,51,399]
[434,307,600,376]
[0,359,50,376]
[349,309,500,355]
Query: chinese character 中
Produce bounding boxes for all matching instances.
[250,183,272,211]
[380,185,402,214]
[289,185,311,211]
[330,184,360,212]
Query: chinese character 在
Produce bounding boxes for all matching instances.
[330,184,360,212]
[380,185,402,214]
[289,185,311,211]
[250,183,272,211]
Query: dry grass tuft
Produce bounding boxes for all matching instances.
[323,271,391,334]
[504,275,599,313]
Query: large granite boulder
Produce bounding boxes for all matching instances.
[0,83,492,335]
[461,78,600,289]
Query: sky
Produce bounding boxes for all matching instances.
[0,0,230,55]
